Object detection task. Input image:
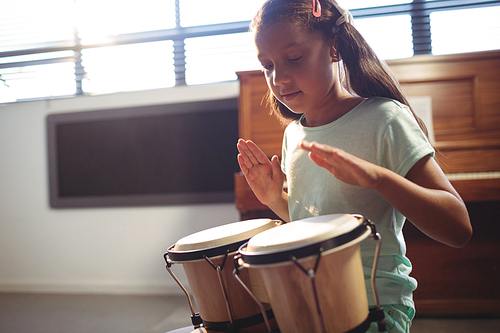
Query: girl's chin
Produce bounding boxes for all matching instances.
[279,101,302,114]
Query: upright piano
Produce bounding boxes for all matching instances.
[234,51,500,315]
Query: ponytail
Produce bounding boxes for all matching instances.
[337,23,429,137]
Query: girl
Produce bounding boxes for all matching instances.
[237,0,472,332]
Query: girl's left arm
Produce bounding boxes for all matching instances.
[301,140,472,248]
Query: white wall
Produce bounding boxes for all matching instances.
[0,82,241,295]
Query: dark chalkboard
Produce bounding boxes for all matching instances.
[47,98,239,208]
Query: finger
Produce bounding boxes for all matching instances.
[303,142,349,166]
[237,139,259,167]
[237,154,250,175]
[237,139,250,156]
[270,155,282,177]
[308,152,332,170]
[300,140,313,150]
[245,140,271,165]
[300,140,335,157]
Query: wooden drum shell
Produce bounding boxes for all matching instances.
[167,218,281,332]
[180,254,277,333]
[246,244,368,333]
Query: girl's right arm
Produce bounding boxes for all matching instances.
[237,139,290,221]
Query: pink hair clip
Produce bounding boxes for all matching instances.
[312,0,321,17]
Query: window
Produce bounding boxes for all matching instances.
[430,5,500,55]
[0,51,76,100]
[0,0,177,102]
[179,0,264,27]
[1,0,499,103]
[338,0,412,9]
[76,0,176,43]
[81,41,175,94]
[184,32,259,85]
[354,15,414,60]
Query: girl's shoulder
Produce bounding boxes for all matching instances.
[361,96,409,112]
[357,97,412,121]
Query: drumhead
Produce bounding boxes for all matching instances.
[241,214,371,265]
[168,218,279,261]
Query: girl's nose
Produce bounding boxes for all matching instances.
[272,65,291,87]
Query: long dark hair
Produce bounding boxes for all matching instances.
[251,0,428,136]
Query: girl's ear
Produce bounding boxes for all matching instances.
[330,35,340,62]
[330,46,340,62]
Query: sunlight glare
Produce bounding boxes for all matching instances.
[75,0,176,45]
[431,6,500,55]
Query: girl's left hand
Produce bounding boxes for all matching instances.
[300,140,383,189]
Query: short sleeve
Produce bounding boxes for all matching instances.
[378,103,435,177]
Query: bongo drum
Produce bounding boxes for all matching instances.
[235,214,383,333]
[164,219,282,333]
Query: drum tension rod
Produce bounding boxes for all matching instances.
[203,251,236,332]
[233,253,274,333]
[290,249,327,333]
[365,220,387,333]
[203,249,229,271]
[163,253,203,328]
[289,248,323,277]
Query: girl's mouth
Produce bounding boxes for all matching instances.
[281,91,300,102]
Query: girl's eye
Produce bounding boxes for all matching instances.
[289,56,302,62]
[262,63,273,71]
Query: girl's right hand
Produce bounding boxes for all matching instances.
[237,139,285,207]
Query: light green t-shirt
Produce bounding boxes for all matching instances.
[282,97,434,310]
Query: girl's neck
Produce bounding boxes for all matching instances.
[302,90,365,127]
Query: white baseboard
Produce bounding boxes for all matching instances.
[0,280,188,296]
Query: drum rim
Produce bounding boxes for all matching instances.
[167,237,249,262]
[167,219,282,262]
[238,220,371,265]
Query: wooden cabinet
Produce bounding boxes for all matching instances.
[235,51,500,315]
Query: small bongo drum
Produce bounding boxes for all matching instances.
[235,214,384,333]
[164,219,282,333]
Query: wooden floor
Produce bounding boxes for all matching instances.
[0,292,499,333]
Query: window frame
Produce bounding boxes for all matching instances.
[0,0,499,101]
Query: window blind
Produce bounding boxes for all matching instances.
[1,0,499,102]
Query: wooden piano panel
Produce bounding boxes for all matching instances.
[438,148,500,174]
[451,178,500,202]
[403,202,500,315]
[390,52,500,139]
[480,77,500,129]
[238,71,284,158]
[400,78,476,134]
[235,51,500,315]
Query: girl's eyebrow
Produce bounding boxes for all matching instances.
[257,42,302,60]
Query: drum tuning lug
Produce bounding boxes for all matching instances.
[227,322,237,333]
[274,219,286,226]
[191,313,203,328]
[367,307,386,332]
[233,253,243,275]
[163,253,173,269]
[363,218,377,234]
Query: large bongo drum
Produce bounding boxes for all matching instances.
[235,214,384,333]
[164,219,282,333]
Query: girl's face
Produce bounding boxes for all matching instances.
[255,20,338,118]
